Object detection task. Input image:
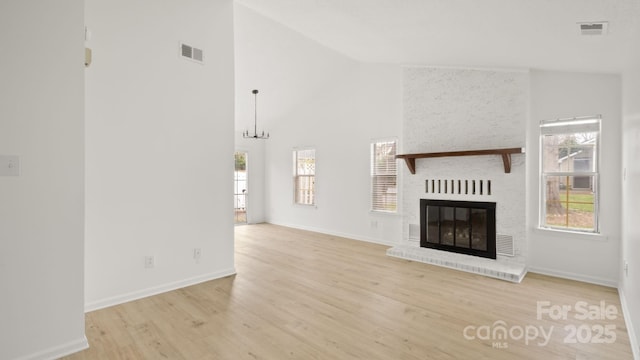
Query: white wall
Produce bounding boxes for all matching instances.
[401,67,528,264]
[527,70,622,286]
[84,0,236,310]
[236,6,629,298]
[621,66,640,358]
[0,1,87,359]
[235,4,403,244]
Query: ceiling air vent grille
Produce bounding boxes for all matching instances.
[180,43,204,64]
[578,22,608,36]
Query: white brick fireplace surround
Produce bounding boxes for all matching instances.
[388,67,528,282]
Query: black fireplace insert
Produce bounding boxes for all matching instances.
[420,199,496,259]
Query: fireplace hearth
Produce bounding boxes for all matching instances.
[420,199,496,259]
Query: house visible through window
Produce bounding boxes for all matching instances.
[293,149,315,205]
[540,116,600,232]
[371,140,397,212]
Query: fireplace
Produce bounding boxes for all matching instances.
[420,199,496,259]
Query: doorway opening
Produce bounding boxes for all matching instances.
[234,152,248,224]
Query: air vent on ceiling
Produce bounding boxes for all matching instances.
[180,42,204,63]
[578,21,608,36]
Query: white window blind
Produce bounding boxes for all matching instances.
[540,116,600,233]
[293,149,315,205]
[371,140,397,212]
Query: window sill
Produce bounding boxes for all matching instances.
[370,210,401,217]
[294,203,317,209]
[532,227,608,242]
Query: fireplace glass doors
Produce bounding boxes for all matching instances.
[421,199,496,259]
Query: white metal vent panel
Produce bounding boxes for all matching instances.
[496,234,514,256]
[181,43,192,58]
[180,42,204,63]
[192,48,203,62]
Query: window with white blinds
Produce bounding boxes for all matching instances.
[371,140,397,212]
[293,149,316,205]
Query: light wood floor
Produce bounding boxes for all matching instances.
[65,224,633,359]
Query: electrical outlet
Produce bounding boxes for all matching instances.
[144,256,155,269]
[193,248,202,261]
[624,260,629,277]
[0,155,19,176]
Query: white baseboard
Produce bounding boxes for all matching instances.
[619,288,640,360]
[85,268,237,312]
[528,266,618,288]
[266,221,398,247]
[13,336,88,360]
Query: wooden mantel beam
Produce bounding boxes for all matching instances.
[403,157,416,175]
[395,147,525,175]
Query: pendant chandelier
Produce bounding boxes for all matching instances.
[243,89,269,139]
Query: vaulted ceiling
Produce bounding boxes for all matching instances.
[235,0,640,73]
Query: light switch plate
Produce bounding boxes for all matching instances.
[0,155,20,176]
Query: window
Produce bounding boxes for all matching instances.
[293,149,315,205]
[234,151,248,224]
[371,139,397,212]
[540,116,600,232]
